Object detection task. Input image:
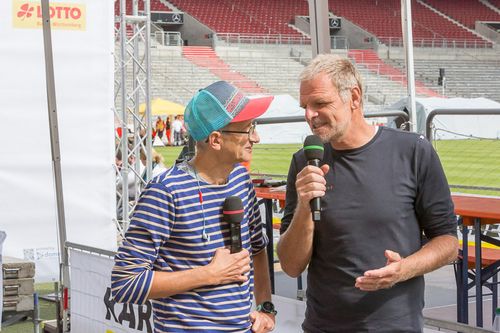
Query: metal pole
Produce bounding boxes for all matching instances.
[40,1,70,331]
[256,111,409,125]
[401,0,418,132]
[119,0,130,231]
[307,0,331,58]
[145,0,153,181]
[132,0,141,203]
[33,292,40,333]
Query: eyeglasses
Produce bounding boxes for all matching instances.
[220,123,258,140]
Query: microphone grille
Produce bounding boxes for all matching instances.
[223,196,244,224]
[303,135,324,161]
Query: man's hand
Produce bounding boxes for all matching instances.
[206,248,251,285]
[355,250,404,291]
[295,164,330,210]
[250,310,275,333]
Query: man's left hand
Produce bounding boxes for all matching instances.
[250,310,275,333]
[355,250,404,291]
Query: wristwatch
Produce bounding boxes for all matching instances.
[256,301,277,316]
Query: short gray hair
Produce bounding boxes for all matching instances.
[300,54,363,104]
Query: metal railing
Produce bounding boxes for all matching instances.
[425,109,500,141]
[379,36,493,49]
[425,108,500,194]
[214,33,311,47]
[256,111,409,127]
[152,31,183,46]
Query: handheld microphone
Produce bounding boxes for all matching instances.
[223,196,244,253]
[303,135,324,222]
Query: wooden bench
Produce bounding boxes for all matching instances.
[460,245,500,269]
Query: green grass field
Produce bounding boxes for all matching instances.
[157,139,500,196]
[434,139,500,196]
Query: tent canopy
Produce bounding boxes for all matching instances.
[139,98,185,116]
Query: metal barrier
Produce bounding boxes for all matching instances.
[152,31,183,46]
[424,108,500,195]
[256,110,409,126]
[215,33,311,47]
[66,241,116,258]
[379,36,493,49]
[425,109,500,141]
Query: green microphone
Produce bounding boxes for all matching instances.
[303,135,324,222]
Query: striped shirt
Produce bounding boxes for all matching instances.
[111,163,268,332]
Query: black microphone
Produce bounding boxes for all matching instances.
[223,196,244,253]
[303,135,325,222]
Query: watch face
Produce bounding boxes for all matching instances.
[262,301,274,312]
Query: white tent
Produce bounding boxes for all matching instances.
[388,97,500,139]
[257,94,311,144]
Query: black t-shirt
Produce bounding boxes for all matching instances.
[280,127,457,333]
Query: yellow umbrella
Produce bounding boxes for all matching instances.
[139,98,185,116]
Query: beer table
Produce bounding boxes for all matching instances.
[453,194,500,327]
[254,186,286,294]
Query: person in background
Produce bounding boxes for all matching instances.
[112,80,276,333]
[155,116,165,141]
[165,116,172,145]
[172,115,183,146]
[277,54,458,332]
[139,148,167,179]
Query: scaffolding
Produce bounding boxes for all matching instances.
[114,0,152,236]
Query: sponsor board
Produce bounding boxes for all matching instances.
[70,250,153,332]
[13,0,86,30]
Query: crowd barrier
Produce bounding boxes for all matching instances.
[67,242,307,332]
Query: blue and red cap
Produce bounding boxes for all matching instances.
[185,81,274,141]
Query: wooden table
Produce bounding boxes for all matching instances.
[453,194,500,327]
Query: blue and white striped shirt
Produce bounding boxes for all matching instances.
[112,163,267,332]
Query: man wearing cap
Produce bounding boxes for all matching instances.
[112,81,276,333]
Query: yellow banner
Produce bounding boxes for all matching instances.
[13,0,86,30]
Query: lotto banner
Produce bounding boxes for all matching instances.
[0,0,117,282]
[70,249,154,333]
[12,0,86,30]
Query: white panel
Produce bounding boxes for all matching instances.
[0,0,116,282]
[70,249,154,333]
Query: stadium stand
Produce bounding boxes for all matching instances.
[148,48,221,104]
[114,0,171,15]
[327,0,488,46]
[422,0,500,30]
[182,46,265,93]
[167,0,305,36]
[217,48,305,99]
[216,47,432,109]
[489,0,500,9]
[116,0,499,109]
[387,58,500,102]
[348,49,440,97]
[227,0,309,36]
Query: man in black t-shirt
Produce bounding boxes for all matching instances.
[277,54,458,332]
